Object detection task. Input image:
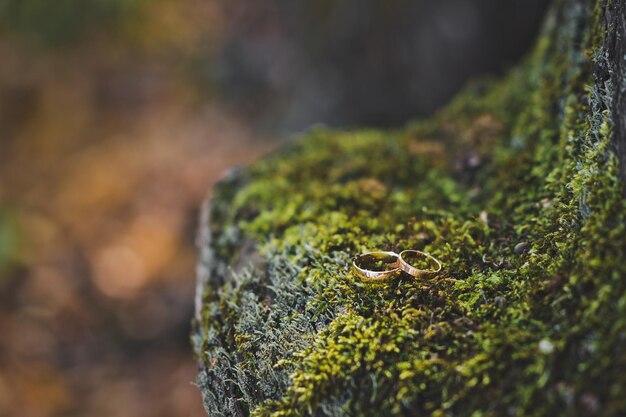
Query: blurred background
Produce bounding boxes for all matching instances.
[0,1,547,416]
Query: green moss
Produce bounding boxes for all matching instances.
[194,1,626,416]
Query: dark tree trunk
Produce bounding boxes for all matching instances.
[601,0,626,187]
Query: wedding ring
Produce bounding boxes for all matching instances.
[351,251,401,281]
[397,250,442,278]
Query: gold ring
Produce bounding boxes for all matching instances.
[397,249,442,278]
[351,251,401,281]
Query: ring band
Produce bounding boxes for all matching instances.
[397,250,442,278]
[351,251,401,281]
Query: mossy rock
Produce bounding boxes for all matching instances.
[192,0,626,416]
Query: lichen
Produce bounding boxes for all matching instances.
[194,1,626,416]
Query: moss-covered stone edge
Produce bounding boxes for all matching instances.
[193,1,626,416]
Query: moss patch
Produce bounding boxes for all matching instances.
[194,1,626,416]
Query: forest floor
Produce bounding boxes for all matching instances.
[0,10,275,416]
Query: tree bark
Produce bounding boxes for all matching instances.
[193,1,626,416]
[601,0,626,188]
